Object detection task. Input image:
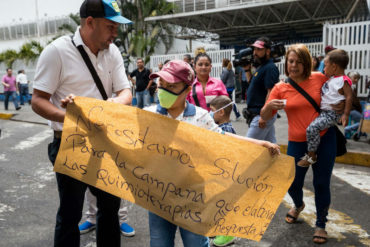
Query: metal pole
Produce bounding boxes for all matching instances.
[35,0,40,37]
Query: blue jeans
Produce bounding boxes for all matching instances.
[287,127,336,229]
[19,84,29,105]
[136,89,151,109]
[246,115,277,143]
[227,88,241,118]
[4,91,19,110]
[349,110,362,123]
[149,212,209,247]
[48,137,121,247]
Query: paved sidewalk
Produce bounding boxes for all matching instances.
[1,101,369,166]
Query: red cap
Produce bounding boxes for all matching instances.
[325,45,335,53]
[252,40,266,49]
[149,60,195,86]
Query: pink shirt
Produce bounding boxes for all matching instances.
[2,75,16,92]
[187,76,228,111]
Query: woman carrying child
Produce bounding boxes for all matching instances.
[261,44,345,244]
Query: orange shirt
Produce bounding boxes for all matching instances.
[267,72,328,142]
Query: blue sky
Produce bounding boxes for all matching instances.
[0,0,84,24]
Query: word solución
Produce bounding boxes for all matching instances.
[209,158,274,194]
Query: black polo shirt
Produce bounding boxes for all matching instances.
[130,68,151,92]
[246,59,279,114]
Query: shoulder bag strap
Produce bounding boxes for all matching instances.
[192,83,200,107]
[71,36,108,100]
[286,77,320,113]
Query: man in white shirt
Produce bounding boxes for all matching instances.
[16,69,30,105]
[31,0,132,246]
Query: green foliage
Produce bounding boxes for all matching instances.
[0,49,19,68]
[18,41,43,64]
[0,41,44,68]
[118,0,175,64]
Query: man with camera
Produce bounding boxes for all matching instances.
[244,37,280,143]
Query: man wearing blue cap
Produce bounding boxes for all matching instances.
[31,0,132,246]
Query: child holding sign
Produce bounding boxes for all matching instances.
[146,60,280,247]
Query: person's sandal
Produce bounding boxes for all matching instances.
[313,227,328,244]
[297,153,316,167]
[285,203,305,224]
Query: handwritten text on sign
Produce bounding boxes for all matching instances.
[54,97,295,241]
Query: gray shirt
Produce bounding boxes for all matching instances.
[220,68,235,88]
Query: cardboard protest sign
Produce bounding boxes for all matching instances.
[54,96,295,241]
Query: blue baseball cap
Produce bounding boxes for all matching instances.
[80,0,132,24]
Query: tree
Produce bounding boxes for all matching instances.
[0,49,19,68]
[118,0,175,64]
[18,41,43,63]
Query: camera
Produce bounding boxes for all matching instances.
[270,42,286,63]
[232,42,286,67]
[233,47,253,67]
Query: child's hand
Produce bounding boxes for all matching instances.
[262,141,280,156]
[341,114,349,126]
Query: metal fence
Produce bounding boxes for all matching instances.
[149,43,323,79]
[323,20,370,97]
[275,42,323,78]
[0,16,77,41]
[172,0,277,13]
[149,49,235,79]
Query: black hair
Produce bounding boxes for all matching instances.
[256,36,272,49]
[194,53,212,65]
[326,49,349,70]
[312,56,320,71]
[183,54,191,60]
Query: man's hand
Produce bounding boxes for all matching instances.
[60,94,75,108]
[258,117,266,128]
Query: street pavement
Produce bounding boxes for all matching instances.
[0,103,369,247]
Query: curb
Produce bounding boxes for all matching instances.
[279,144,370,168]
[0,113,14,120]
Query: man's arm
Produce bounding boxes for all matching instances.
[31,89,66,123]
[128,75,135,85]
[146,79,153,90]
[1,80,9,87]
[108,88,132,105]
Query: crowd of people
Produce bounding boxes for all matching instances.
[1,0,368,247]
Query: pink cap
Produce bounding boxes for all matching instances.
[252,40,266,49]
[149,60,195,86]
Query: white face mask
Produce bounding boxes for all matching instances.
[210,102,234,119]
[351,84,357,90]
